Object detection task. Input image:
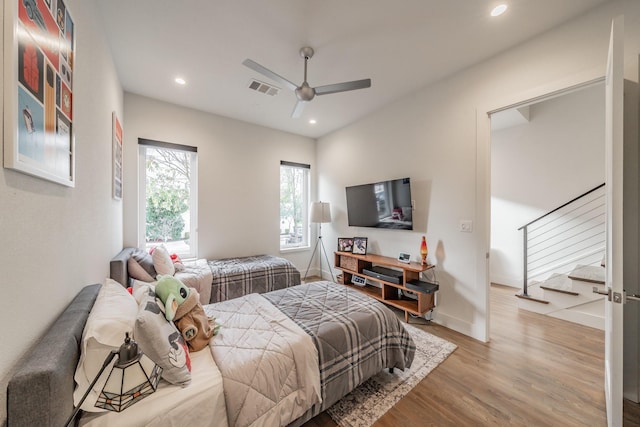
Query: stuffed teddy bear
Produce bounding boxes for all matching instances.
[155,275,218,352]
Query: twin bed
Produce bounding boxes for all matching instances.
[110,247,302,305]
[7,249,416,427]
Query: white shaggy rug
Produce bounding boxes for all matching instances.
[327,323,457,427]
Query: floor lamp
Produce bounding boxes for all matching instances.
[304,201,335,282]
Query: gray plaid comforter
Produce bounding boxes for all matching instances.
[262,281,416,422]
[207,255,301,303]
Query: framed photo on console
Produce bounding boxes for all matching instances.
[338,237,353,252]
[353,237,368,255]
[398,252,411,263]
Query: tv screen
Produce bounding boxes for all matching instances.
[346,177,413,230]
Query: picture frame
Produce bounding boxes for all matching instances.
[353,237,368,255]
[3,0,76,187]
[112,112,123,200]
[337,237,353,252]
[398,252,411,263]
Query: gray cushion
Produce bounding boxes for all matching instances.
[133,287,191,386]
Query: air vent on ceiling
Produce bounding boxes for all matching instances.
[248,79,280,96]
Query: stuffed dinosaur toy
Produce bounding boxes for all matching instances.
[155,275,219,352]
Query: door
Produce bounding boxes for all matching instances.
[602,15,624,427]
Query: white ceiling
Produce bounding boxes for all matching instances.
[96,0,611,139]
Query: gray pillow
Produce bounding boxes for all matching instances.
[133,288,191,386]
[128,257,156,282]
[131,249,157,278]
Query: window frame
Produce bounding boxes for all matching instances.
[138,138,198,260]
[279,161,310,251]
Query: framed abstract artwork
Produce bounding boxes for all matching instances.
[3,0,76,187]
[112,112,123,199]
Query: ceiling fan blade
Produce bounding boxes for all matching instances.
[314,78,371,96]
[242,59,297,91]
[291,100,306,118]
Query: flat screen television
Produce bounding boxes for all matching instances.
[345,177,413,230]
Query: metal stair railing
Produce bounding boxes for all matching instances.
[517,183,605,298]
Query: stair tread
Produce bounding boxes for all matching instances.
[540,284,580,296]
[515,293,549,304]
[568,264,605,284]
[540,273,573,291]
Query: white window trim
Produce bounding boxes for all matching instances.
[138,140,198,259]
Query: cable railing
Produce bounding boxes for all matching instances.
[517,183,605,298]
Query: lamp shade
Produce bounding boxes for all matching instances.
[95,334,162,412]
[310,202,331,223]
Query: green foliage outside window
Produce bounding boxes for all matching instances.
[145,148,191,243]
[280,165,306,246]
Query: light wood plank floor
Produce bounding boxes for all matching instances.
[302,284,609,427]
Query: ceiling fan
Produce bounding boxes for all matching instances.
[243,47,371,118]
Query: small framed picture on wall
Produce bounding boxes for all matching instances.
[338,237,353,252]
[353,237,368,255]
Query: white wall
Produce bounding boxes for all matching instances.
[490,84,605,288]
[122,94,317,272]
[317,0,640,341]
[0,1,123,423]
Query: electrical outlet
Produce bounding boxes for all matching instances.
[460,220,473,233]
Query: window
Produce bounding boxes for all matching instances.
[280,161,310,250]
[138,139,198,259]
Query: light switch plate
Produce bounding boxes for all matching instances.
[460,220,473,233]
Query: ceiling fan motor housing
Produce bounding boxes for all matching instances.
[295,82,315,101]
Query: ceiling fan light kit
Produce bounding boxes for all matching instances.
[243,46,371,118]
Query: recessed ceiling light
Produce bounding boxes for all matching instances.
[174,77,186,85]
[491,4,508,17]
[309,119,317,124]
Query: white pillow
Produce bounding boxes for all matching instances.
[152,245,175,276]
[132,279,156,305]
[73,278,139,412]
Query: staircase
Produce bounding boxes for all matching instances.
[517,264,606,330]
[515,183,606,330]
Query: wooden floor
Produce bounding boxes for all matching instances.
[302,283,609,427]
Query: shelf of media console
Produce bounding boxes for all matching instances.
[334,251,438,322]
[350,273,438,293]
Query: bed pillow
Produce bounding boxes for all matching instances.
[134,286,192,386]
[131,249,157,278]
[132,279,156,305]
[73,278,139,412]
[128,257,156,282]
[152,245,175,276]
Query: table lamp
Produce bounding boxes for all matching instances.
[65,333,162,426]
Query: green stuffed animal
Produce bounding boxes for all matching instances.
[155,275,190,321]
[155,275,219,351]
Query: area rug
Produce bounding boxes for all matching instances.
[327,323,457,427]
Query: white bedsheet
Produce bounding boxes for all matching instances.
[79,349,227,427]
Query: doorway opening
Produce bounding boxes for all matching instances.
[489,81,605,329]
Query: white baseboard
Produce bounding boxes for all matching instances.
[490,273,521,288]
[432,311,488,343]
